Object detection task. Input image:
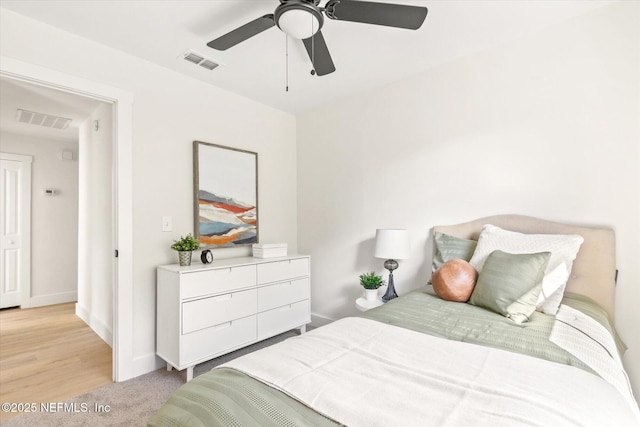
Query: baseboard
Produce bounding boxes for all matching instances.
[28,291,77,308]
[129,353,166,380]
[75,303,113,347]
[310,312,334,328]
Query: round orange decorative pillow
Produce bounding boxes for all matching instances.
[432,259,478,302]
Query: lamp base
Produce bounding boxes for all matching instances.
[382,270,398,302]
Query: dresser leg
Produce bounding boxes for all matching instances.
[186,366,194,382]
[299,325,306,334]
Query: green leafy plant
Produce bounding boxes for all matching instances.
[171,234,200,251]
[359,271,384,290]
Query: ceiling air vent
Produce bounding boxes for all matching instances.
[182,50,219,71]
[16,109,72,130]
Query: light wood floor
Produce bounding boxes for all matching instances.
[0,303,112,422]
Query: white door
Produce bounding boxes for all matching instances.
[0,153,32,309]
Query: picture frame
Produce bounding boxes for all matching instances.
[193,141,258,248]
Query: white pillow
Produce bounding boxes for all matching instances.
[468,224,584,315]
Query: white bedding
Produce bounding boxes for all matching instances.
[224,317,640,427]
[552,303,637,410]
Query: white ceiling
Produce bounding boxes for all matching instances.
[1,0,613,115]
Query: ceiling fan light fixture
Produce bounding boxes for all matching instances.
[207,0,428,77]
[275,2,323,40]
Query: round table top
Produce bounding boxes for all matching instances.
[355,296,384,312]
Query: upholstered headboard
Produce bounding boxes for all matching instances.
[434,215,617,322]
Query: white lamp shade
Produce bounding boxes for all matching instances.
[374,229,410,260]
[277,9,320,39]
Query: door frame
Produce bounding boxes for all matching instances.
[0,56,134,382]
[0,153,32,309]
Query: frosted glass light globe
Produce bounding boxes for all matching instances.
[278,9,320,39]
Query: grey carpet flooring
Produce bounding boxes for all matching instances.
[1,328,302,427]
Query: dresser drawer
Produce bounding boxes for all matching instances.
[257,300,310,340]
[258,278,309,312]
[257,258,309,284]
[181,265,256,299]
[181,315,256,365]
[182,289,257,334]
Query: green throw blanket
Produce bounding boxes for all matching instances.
[362,289,596,374]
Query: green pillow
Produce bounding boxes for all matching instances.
[431,231,477,276]
[469,250,551,323]
[428,232,477,286]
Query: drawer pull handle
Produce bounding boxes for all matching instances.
[213,321,232,330]
[214,294,233,302]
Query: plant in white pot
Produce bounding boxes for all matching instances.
[171,234,200,266]
[359,271,384,302]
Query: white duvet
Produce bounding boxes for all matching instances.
[551,304,637,412]
[224,316,640,427]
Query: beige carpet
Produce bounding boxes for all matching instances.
[1,329,302,427]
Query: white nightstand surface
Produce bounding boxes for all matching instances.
[356,297,384,312]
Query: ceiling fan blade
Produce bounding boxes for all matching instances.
[302,31,336,76]
[325,0,427,30]
[207,14,275,50]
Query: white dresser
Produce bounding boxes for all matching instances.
[156,255,310,380]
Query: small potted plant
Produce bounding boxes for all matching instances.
[359,271,384,302]
[171,233,200,266]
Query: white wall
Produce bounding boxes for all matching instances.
[1,9,297,377]
[76,103,114,345]
[298,1,640,399]
[1,131,79,307]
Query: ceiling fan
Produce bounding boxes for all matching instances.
[207,0,428,76]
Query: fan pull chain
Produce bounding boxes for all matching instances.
[285,34,289,92]
[310,15,316,75]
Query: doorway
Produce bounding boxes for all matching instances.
[0,56,134,382]
[1,75,114,340]
[0,78,113,380]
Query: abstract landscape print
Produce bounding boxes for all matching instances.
[194,141,258,248]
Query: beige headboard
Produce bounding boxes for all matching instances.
[434,215,616,322]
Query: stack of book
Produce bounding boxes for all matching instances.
[252,243,288,258]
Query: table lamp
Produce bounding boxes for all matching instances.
[374,229,410,302]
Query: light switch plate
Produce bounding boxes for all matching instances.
[162,216,172,232]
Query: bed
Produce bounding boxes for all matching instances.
[148,215,640,427]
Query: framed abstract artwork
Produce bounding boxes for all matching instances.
[193,141,258,248]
